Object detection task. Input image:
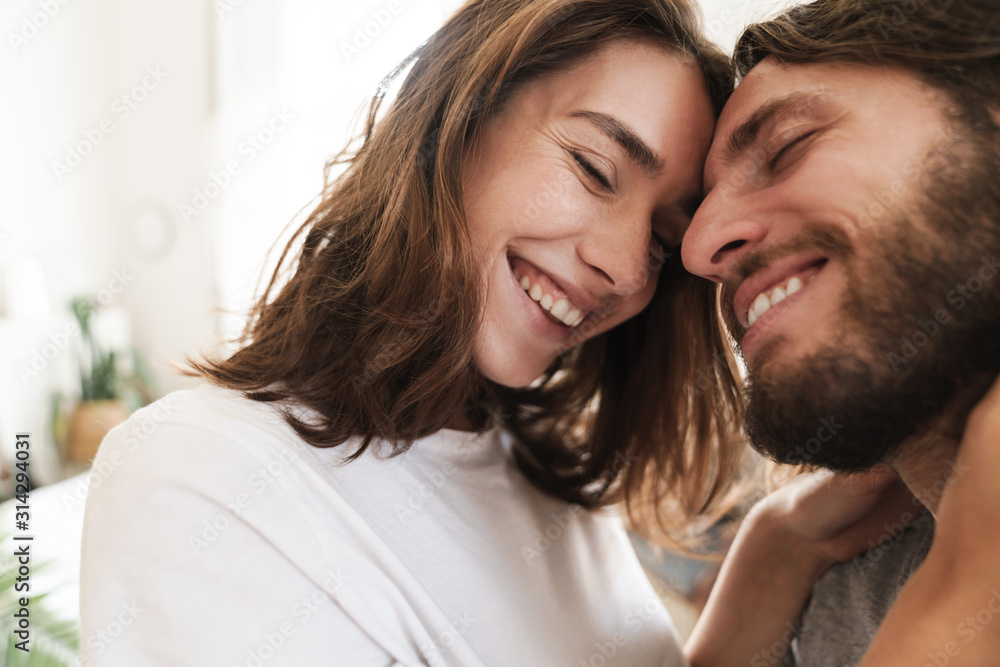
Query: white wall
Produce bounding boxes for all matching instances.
[698,0,799,51]
[1,0,215,482]
[208,0,467,348]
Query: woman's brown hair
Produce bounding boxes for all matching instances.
[189,0,748,549]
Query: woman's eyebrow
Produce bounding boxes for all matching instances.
[567,109,664,176]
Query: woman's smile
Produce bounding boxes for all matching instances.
[510,254,592,329]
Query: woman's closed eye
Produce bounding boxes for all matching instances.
[570,150,614,192]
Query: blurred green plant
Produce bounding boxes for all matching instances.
[69,297,156,411]
[70,298,115,402]
[0,531,79,666]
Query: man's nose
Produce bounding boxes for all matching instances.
[681,192,768,284]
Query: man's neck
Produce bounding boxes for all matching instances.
[887,431,964,517]
[886,384,987,515]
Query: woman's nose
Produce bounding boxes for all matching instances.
[577,210,656,296]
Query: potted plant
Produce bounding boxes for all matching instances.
[64,298,152,464]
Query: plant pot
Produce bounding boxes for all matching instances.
[66,399,130,464]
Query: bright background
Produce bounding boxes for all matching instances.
[0,0,792,483]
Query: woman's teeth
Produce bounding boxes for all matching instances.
[519,275,585,327]
[748,275,805,328]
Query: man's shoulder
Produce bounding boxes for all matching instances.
[788,510,936,666]
[823,508,936,597]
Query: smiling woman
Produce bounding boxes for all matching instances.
[79,1,748,665]
[462,39,716,387]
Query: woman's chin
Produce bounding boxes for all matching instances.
[477,356,553,389]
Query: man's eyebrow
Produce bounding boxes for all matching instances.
[568,110,664,175]
[719,92,829,167]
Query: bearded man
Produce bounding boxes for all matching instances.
[680,0,1000,664]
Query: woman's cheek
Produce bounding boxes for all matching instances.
[513,170,594,237]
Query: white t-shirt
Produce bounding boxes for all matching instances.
[79,384,687,667]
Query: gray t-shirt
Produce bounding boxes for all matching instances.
[783,510,935,666]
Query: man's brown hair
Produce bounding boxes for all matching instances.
[734,0,1000,132]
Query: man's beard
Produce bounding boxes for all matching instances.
[734,127,1000,472]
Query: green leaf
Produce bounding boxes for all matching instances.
[0,528,79,667]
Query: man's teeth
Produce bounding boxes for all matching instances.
[747,276,805,327]
[518,275,585,327]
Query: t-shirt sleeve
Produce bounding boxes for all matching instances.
[79,415,392,667]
